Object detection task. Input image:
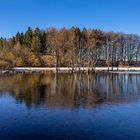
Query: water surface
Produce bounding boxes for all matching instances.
[0,73,140,140]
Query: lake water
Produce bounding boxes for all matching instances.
[0,73,140,140]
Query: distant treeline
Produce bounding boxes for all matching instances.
[0,27,140,70]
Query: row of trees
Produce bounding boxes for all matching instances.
[0,27,140,70]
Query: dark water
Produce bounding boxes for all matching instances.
[0,73,140,140]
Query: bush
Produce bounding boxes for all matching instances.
[41,55,54,67]
[0,60,11,69]
[28,53,41,66]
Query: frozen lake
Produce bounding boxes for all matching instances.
[0,73,140,140]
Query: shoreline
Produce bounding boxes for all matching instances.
[0,67,140,74]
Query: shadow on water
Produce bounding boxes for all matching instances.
[0,73,140,109]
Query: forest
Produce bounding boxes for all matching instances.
[0,27,140,70]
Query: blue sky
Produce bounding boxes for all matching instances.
[0,0,140,38]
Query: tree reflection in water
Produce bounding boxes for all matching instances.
[0,73,139,109]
